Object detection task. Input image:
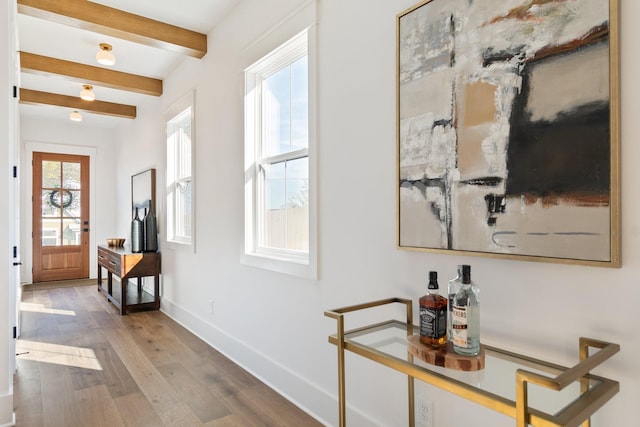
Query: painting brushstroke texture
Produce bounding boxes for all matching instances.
[398,0,617,263]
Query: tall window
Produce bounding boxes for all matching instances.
[245,30,314,271]
[166,92,194,246]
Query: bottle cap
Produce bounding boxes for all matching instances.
[462,265,471,284]
[428,271,438,289]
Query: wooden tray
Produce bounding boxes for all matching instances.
[407,335,485,371]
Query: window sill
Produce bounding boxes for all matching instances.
[241,251,317,280]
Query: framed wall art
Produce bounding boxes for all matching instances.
[396,0,620,266]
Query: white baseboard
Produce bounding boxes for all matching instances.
[0,392,14,426]
[0,413,15,427]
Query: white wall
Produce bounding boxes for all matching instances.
[19,118,118,282]
[86,0,640,426]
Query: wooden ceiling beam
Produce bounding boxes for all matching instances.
[17,0,207,58]
[20,52,163,96]
[20,52,162,96]
[20,88,136,119]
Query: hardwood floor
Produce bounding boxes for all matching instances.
[14,284,323,427]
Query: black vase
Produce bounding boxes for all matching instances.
[131,207,144,253]
[143,205,158,252]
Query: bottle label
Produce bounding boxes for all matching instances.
[452,304,469,347]
[420,305,446,339]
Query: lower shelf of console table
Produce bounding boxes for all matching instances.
[97,244,161,315]
[325,298,620,427]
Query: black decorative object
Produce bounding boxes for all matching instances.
[143,205,158,252]
[49,189,73,209]
[131,207,144,253]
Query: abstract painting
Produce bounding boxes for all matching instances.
[397,0,620,266]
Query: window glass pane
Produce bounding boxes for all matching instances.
[41,219,60,247]
[42,190,60,218]
[264,162,287,248]
[286,157,309,209]
[64,190,81,217]
[63,162,81,189]
[42,161,60,188]
[262,158,309,251]
[62,219,81,246]
[285,157,309,251]
[291,56,309,152]
[178,124,192,179]
[264,66,292,157]
[176,180,192,239]
[166,127,177,184]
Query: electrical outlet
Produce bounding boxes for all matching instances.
[416,396,433,427]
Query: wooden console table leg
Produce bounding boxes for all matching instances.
[121,277,127,315]
[107,271,113,294]
[97,264,102,291]
[154,273,160,310]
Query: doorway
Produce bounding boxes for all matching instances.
[32,152,90,282]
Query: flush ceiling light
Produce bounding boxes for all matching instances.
[69,110,83,122]
[80,84,95,101]
[96,43,116,66]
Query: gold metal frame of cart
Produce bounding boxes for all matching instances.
[325,298,620,427]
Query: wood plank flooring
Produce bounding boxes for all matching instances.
[14,284,323,427]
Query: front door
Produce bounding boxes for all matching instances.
[32,152,90,282]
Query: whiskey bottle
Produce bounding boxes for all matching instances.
[447,265,463,341]
[419,271,448,348]
[452,265,480,356]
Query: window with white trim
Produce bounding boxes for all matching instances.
[245,29,315,274]
[166,92,194,246]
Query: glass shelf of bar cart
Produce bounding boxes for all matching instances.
[325,298,619,427]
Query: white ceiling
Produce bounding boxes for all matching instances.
[17,0,242,128]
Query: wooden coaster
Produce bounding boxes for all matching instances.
[407,335,485,371]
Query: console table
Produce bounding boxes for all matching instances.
[97,244,161,315]
[325,298,620,427]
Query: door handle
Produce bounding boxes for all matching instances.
[13,262,22,266]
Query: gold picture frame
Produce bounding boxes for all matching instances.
[396,0,620,267]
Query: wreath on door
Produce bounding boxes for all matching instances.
[49,189,74,209]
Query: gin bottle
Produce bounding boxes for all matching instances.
[452,265,480,356]
[419,271,448,348]
[447,265,463,341]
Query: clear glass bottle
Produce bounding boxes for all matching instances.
[447,265,463,341]
[419,271,448,348]
[452,265,480,356]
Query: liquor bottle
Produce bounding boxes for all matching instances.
[419,271,448,348]
[447,265,463,341]
[452,265,480,356]
[131,207,144,253]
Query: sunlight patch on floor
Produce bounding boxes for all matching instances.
[20,301,76,316]
[17,340,103,371]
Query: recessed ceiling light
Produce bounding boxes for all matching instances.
[96,43,116,66]
[80,85,95,101]
[69,110,83,122]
